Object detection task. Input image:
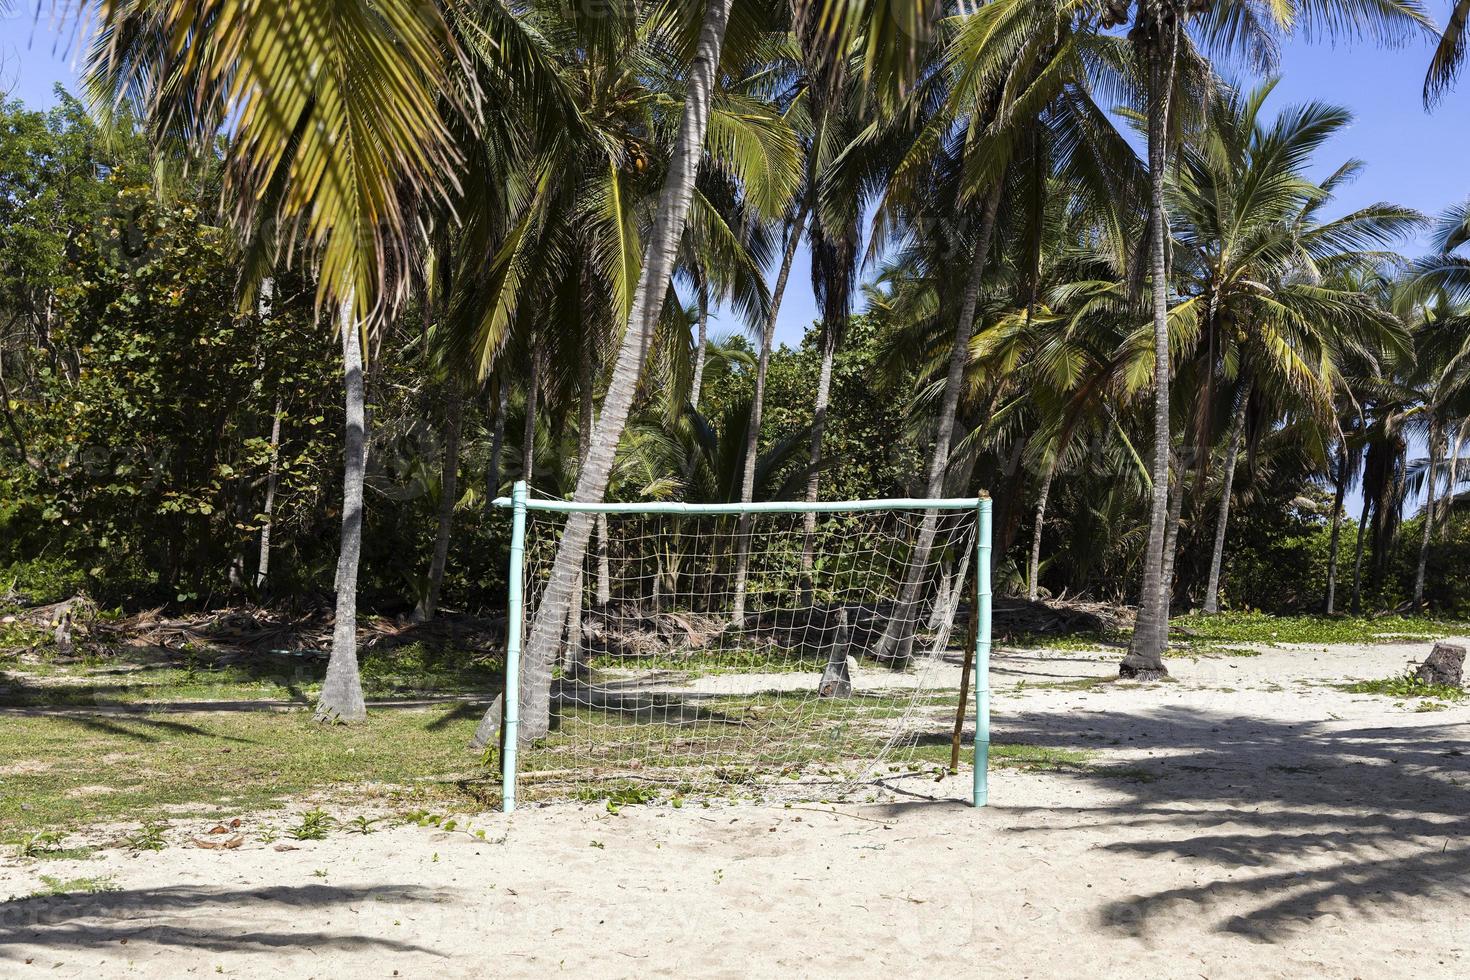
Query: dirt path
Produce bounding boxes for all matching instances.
[2,640,1467,977]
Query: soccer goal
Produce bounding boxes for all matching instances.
[491,482,992,811]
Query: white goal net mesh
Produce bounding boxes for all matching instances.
[507,505,980,804]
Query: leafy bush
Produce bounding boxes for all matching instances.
[0,557,87,607]
[1343,673,1466,701]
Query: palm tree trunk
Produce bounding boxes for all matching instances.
[1202,380,1252,614]
[255,397,283,591]
[1122,23,1179,680]
[1413,417,1443,604]
[798,320,839,594]
[1325,446,1348,614]
[472,0,734,748]
[488,377,507,501]
[877,183,1003,665]
[927,547,971,655]
[689,278,710,412]
[234,277,280,591]
[1443,418,1465,541]
[316,298,368,723]
[1158,453,1185,646]
[732,202,810,623]
[252,276,280,593]
[565,338,598,673]
[595,515,611,606]
[414,385,463,622]
[521,335,542,485]
[1026,453,1059,601]
[1350,494,1370,614]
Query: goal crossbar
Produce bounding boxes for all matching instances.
[490,494,987,514]
[492,481,993,812]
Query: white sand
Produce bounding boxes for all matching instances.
[2,638,1468,977]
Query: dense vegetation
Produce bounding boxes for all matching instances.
[2,2,1469,722]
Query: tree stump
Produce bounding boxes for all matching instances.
[1415,643,1465,688]
[818,609,854,698]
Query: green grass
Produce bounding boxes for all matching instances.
[0,641,502,708]
[1339,672,1467,702]
[1012,676,1116,693]
[0,705,492,838]
[1178,611,1467,648]
[26,874,118,898]
[1167,645,1262,659]
[996,612,1466,657]
[586,647,837,677]
[990,743,1094,771]
[1001,632,1117,652]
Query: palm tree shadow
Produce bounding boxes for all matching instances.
[551,676,753,727]
[55,714,255,744]
[988,705,1470,942]
[0,883,452,959]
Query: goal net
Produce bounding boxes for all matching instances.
[492,484,992,810]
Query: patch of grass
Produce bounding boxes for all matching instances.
[27,874,117,898]
[345,815,381,835]
[1167,645,1262,659]
[586,648,842,677]
[1013,676,1115,693]
[1001,632,1116,652]
[1340,673,1467,702]
[0,705,492,837]
[11,830,67,858]
[1179,611,1467,648]
[0,642,502,709]
[989,743,1095,772]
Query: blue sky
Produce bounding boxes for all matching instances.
[5,7,1466,516]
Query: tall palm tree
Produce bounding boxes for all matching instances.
[85,0,469,721]
[472,0,738,747]
[476,0,942,747]
[1114,0,1431,677]
[872,0,1142,660]
[730,199,810,623]
[1400,295,1470,603]
[1164,81,1421,614]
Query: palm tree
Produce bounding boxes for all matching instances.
[730,200,810,623]
[1425,0,1470,103]
[1164,81,1421,615]
[1324,397,1368,614]
[871,0,1143,659]
[1401,296,1470,603]
[320,297,370,721]
[472,0,739,747]
[85,0,470,721]
[1113,0,1431,676]
[472,0,946,747]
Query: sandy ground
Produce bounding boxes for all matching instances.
[2,637,1468,978]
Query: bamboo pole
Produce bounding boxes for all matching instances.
[973,500,992,806]
[500,481,529,812]
[949,569,979,771]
